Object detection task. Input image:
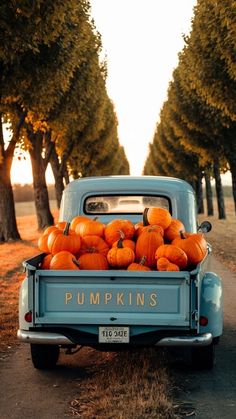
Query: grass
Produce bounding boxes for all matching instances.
[69,349,177,418]
[0,209,58,354]
[0,198,235,417]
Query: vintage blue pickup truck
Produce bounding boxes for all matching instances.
[18,176,223,370]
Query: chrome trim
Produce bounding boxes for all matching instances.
[17,329,73,345]
[17,329,213,347]
[155,332,213,347]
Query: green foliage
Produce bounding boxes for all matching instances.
[183,0,236,122]
[68,97,130,177]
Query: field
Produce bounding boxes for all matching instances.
[198,196,236,273]
[0,198,235,417]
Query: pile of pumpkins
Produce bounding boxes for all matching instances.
[38,207,208,272]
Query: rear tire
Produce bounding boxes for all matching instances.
[30,344,60,370]
[191,342,216,370]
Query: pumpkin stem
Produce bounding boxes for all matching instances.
[180,230,186,239]
[63,222,71,236]
[88,246,96,253]
[118,229,125,240]
[140,256,147,266]
[72,258,80,268]
[143,208,150,226]
[117,237,124,248]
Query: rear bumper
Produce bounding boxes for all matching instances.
[17,329,213,347]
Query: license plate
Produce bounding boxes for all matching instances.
[99,326,130,343]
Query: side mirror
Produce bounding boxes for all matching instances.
[198,220,212,233]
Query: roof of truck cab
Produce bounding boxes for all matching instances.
[64,175,194,195]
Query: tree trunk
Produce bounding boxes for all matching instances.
[28,131,54,230]
[63,166,70,185]
[204,173,214,216]
[0,114,22,242]
[49,146,65,209]
[195,175,204,214]
[213,160,226,219]
[227,157,236,214]
[0,160,21,242]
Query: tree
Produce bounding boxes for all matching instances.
[184,0,236,122]
[69,97,129,177]
[0,0,92,239]
[165,65,227,218]
[181,0,236,211]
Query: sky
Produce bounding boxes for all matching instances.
[89,0,197,175]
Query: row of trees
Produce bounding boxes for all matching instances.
[0,1,129,242]
[144,0,236,219]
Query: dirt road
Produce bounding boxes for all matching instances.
[0,256,235,418]
[170,256,236,418]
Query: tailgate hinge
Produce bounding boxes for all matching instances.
[191,310,199,322]
[194,277,199,287]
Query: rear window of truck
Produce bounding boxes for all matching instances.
[84,195,170,215]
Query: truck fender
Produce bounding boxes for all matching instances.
[199,272,223,338]
[19,277,32,330]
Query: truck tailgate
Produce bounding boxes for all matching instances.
[34,270,191,326]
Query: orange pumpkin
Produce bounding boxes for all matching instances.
[107,238,135,268]
[112,230,136,252]
[76,217,105,238]
[127,256,151,271]
[134,220,144,238]
[43,225,58,235]
[157,257,180,271]
[56,221,67,230]
[134,209,150,238]
[38,225,58,253]
[155,244,188,269]
[104,219,135,246]
[50,251,80,270]
[47,222,81,255]
[135,226,164,268]
[145,207,172,230]
[70,215,90,231]
[79,235,109,257]
[139,224,164,237]
[172,231,208,265]
[77,253,109,270]
[164,219,185,242]
[40,254,53,269]
[38,233,51,253]
[112,238,136,252]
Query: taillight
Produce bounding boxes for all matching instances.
[199,315,208,326]
[24,311,32,323]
